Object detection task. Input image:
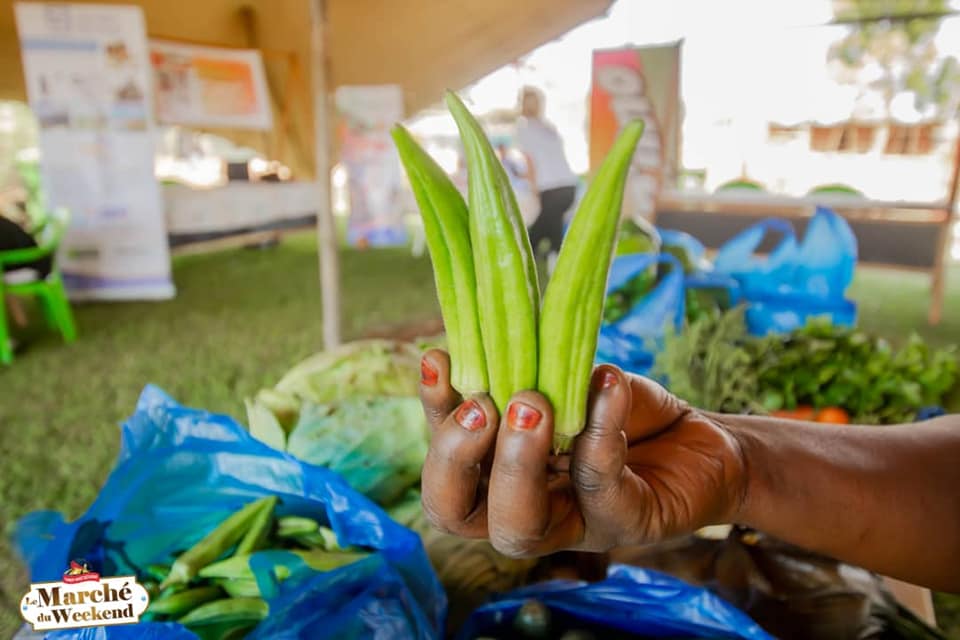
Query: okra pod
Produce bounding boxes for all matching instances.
[275,515,320,538]
[392,125,488,394]
[234,495,276,556]
[161,496,275,589]
[199,549,364,580]
[446,91,540,411]
[177,597,268,627]
[214,577,262,599]
[289,526,340,551]
[148,585,223,618]
[539,120,645,452]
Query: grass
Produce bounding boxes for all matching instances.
[0,231,957,637]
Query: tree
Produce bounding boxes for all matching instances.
[829,0,960,118]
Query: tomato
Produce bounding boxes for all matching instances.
[815,407,850,424]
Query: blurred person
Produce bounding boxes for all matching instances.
[515,87,577,261]
[0,186,51,333]
[418,348,960,592]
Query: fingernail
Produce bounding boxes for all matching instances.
[592,369,618,391]
[507,401,542,430]
[421,357,439,386]
[454,400,485,431]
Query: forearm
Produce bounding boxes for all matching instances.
[720,413,960,591]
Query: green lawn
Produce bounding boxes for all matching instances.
[0,232,957,637]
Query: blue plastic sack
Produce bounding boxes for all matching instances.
[659,228,706,262]
[713,208,858,335]
[745,291,858,336]
[713,217,799,298]
[793,205,858,299]
[13,385,445,640]
[658,227,711,274]
[596,254,686,375]
[456,564,773,639]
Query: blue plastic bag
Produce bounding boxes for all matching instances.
[14,385,445,640]
[596,254,686,375]
[793,205,858,300]
[247,552,437,639]
[713,208,858,335]
[658,228,706,262]
[456,564,773,639]
[713,217,799,299]
[658,227,712,274]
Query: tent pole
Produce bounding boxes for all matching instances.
[310,0,341,349]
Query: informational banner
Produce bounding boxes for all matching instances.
[334,84,406,247]
[150,40,273,130]
[590,42,682,221]
[15,2,174,300]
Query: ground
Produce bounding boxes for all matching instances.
[0,231,957,637]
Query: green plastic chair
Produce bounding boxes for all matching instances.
[0,207,76,364]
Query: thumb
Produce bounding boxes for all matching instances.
[571,365,632,495]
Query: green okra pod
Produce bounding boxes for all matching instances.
[147,585,223,618]
[392,124,488,394]
[539,120,645,452]
[161,496,275,589]
[234,495,276,556]
[177,597,269,627]
[445,91,540,412]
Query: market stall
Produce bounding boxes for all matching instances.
[1,0,615,347]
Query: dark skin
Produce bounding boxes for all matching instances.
[419,349,960,592]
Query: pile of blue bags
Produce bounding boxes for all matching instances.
[14,387,772,639]
[597,206,859,375]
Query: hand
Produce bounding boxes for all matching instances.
[418,349,748,558]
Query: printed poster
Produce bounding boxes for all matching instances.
[334,84,406,247]
[150,40,273,130]
[590,43,682,221]
[15,2,174,300]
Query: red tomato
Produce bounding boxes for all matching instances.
[816,407,850,424]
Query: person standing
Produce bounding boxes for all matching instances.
[514,87,578,261]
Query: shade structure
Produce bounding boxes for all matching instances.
[0,0,613,177]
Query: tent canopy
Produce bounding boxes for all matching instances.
[0,0,613,176]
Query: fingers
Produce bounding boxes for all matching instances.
[419,349,461,432]
[572,365,653,549]
[625,374,690,441]
[420,392,499,537]
[572,365,632,494]
[487,391,584,557]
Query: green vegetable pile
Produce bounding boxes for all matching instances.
[244,339,430,507]
[753,319,958,424]
[141,496,368,640]
[653,308,958,423]
[244,338,540,628]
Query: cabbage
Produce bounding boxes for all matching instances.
[285,397,428,506]
[244,339,432,507]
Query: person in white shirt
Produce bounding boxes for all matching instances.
[514,87,578,260]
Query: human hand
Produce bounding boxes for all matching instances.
[418,349,747,557]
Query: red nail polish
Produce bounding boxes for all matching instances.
[593,369,618,391]
[507,402,542,430]
[421,358,439,386]
[454,400,485,431]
